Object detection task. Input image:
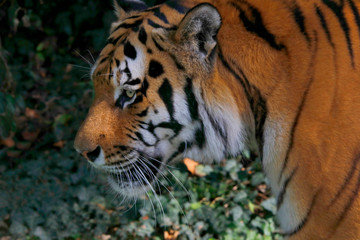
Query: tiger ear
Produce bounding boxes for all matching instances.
[174,3,221,59]
[113,0,127,20]
[113,0,148,20]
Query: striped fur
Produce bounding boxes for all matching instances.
[74,0,360,238]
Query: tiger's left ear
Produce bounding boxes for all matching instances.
[113,0,147,20]
[175,3,221,59]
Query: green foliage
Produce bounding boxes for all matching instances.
[0,0,282,239]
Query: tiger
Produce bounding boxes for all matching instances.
[74,0,360,239]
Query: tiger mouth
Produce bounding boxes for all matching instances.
[107,155,163,189]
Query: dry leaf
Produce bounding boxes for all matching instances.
[96,234,111,240]
[183,158,199,175]
[25,107,41,119]
[164,230,179,240]
[1,137,15,147]
[53,140,65,148]
[184,158,206,177]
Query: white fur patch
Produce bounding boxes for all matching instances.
[113,45,146,101]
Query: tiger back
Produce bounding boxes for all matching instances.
[74,0,360,239]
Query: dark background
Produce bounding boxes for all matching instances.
[0,0,281,239]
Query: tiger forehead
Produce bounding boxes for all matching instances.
[92,12,163,84]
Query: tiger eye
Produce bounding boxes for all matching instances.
[126,89,135,98]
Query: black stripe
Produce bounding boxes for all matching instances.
[285,189,321,236]
[218,47,252,110]
[141,78,149,97]
[108,59,113,81]
[126,133,137,141]
[151,35,164,51]
[229,1,285,50]
[331,153,360,232]
[323,0,354,67]
[135,131,153,147]
[315,5,335,47]
[125,78,141,86]
[156,121,182,135]
[170,54,184,70]
[204,105,227,147]
[107,34,127,46]
[277,167,298,209]
[184,77,199,120]
[278,75,314,183]
[148,60,164,78]
[218,47,267,156]
[133,95,143,105]
[112,19,143,33]
[124,41,137,60]
[115,58,120,67]
[330,153,359,206]
[138,27,147,45]
[125,15,141,20]
[124,61,132,79]
[195,124,206,149]
[158,78,174,119]
[114,145,128,151]
[348,0,360,39]
[99,56,108,64]
[167,142,187,163]
[136,107,149,117]
[148,19,165,29]
[293,5,310,42]
[153,8,169,24]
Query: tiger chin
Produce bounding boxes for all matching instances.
[74,0,360,239]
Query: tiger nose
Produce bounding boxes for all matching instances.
[82,146,101,162]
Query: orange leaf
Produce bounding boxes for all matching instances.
[183,158,199,175]
[25,107,41,119]
[53,140,65,148]
[164,230,179,240]
[1,137,15,147]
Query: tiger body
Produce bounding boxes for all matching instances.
[74,0,360,239]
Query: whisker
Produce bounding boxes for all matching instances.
[137,157,188,221]
[73,50,93,67]
[138,155,189,198]
[86,49,96,64]
[140,152,179,169]
[132,161,165,222]
[131,162,157,222]
[70,64,91,70]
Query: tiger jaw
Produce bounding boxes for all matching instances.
[86,149,167,196]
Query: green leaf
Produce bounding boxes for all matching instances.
[231,206,243,221]
[261,198,277,215]
[190,202,202,210]
[251,172,264,186]
[36,42,44,52]
[248,201,256,213]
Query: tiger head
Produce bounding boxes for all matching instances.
[74,2,256,197]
